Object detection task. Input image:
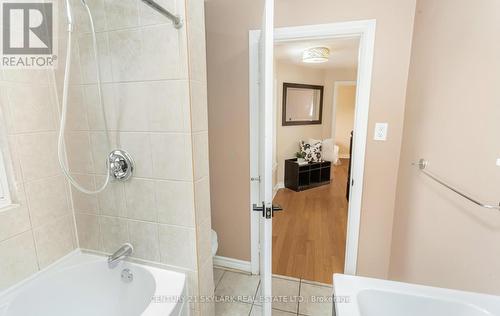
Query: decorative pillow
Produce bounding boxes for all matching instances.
[300,141,322,163]
[307,138,339,164]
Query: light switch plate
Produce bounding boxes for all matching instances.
[496,158,500,166]
[374,123,388,141]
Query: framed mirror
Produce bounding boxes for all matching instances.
[282,82,324,126]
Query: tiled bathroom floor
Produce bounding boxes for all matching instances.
[213,267,333,316]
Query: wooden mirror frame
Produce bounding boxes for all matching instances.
[282,82,324,126]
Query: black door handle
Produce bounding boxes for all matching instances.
[272,204,283,212]
[253,203,284,218]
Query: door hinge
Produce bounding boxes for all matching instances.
[253,202,283,219]
[251,176,261,182]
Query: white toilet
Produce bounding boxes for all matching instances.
[211,229,218,257]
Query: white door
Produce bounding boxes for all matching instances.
[256,0,274,315]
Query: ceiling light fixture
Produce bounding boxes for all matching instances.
[302,47,330,63]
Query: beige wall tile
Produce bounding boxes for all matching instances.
[71,0,107,33]
[187,29,207,83]
[100,216,129,253]
[85,84,117,131]
[156,180,195,227]
[96,177,127,217]
[118,132,153,178]
[0,231,38,291]
[198,257,215,315]
[71,174,98,214]
[124,178,157,222]
[16,132,60,181]
[66,85,90,131]
[105,80,191,133]
[90,131,116,175]
[194,177,211,225]
[33,215,76,269]
[151,133,193,181]
[0,205,31,242]
[113,83,150,131]
[196,217,212,267]
[4,83,56,134]
[76,213,102,250]
[159,224,197,269]
[127,220,160,261]
[2,69,49,84]
[78,32,112,84]
[189,81,208,132]
[25,175,71,228]
[104,0,139,30]
[148,80,191,133]
[186,0,204,31]
[109,25,184,82]
[192,132,209,181]
[66,131,94,174]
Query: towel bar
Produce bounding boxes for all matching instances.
[413,159,500,210]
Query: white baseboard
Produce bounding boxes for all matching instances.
[213,255,252,273]
[273,182,284,199]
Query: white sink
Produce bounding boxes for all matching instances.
[334,274,500,316]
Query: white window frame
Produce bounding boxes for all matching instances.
[0,148,12,209]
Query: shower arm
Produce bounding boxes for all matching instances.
[141,0,183,28]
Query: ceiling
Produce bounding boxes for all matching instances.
[274,37,360,70]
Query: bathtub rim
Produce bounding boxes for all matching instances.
[333,274,500,316]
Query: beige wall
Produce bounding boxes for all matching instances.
[206,0,416,277]
[275,62,356,184]
[276,62,328,184]
[390,0,500,295]
[334,85,356,157]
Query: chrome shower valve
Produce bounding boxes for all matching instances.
[108,150,134,181]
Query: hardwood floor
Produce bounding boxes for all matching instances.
[272,159,349,284]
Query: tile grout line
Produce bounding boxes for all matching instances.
[214,269,225,291]
[297,278,303,316]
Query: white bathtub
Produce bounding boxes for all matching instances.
[333,274,500,316]
[0,251,188,316]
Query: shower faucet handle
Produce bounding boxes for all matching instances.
[108,150,134,181]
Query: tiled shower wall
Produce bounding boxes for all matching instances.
[0,0,212,313]
[63,0,213,315]
[0,70,77,289]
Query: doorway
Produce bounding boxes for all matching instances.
[272,38,358,284]
[249,20,376,282]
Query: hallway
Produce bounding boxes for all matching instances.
[272,159,349,284]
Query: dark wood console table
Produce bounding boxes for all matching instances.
[284,159,331,192]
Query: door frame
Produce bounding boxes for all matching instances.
[249,19,376,276]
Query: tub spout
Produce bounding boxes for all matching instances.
[108,243,133,268]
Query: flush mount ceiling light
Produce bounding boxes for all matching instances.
[302,47,330,63]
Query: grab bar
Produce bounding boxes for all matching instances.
[413,159,500,210]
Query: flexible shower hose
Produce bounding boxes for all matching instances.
[54,1,111,194]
